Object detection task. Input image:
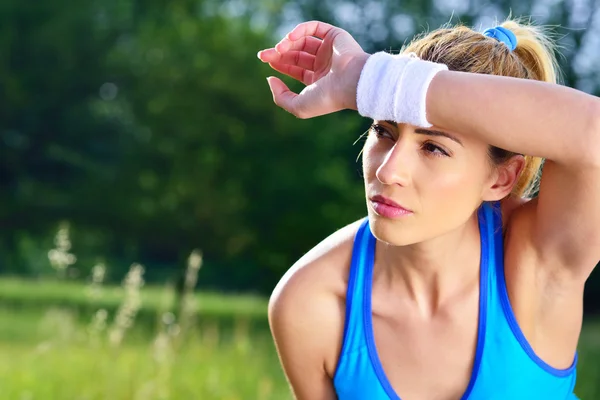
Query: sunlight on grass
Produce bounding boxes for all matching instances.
[0,243,289,400]
[0,277,268,319]
[0,224,595,399]
[0,277,289,399]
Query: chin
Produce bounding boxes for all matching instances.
[367,212,419,247]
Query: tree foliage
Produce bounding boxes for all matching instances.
[2,0,599,301]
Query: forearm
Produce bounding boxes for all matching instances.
[426,71,600,166]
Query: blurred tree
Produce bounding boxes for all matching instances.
[0,0,138,274]
[1,0,599,301]
[112,0,366,291]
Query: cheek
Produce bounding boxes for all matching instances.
[418,166,473,194]
[416,155,487,195]
[415,159,489,227]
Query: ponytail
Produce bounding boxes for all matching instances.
[501,18,560,198]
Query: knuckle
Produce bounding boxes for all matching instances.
[329,29,344,41]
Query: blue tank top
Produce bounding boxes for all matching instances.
[333,201,579,399]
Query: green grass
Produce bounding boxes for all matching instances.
[0,276,268,320]
[0,328,289,400]
[0,276,598,399]
[0,275,287,400]
[0,295,290,399]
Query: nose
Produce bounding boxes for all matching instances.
[375,141,413,186]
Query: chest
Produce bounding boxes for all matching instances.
[370,288,480,400]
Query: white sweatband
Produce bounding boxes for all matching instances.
[356,52,448,128]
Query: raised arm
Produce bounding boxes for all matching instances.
[427,71,599,169]
[425,63,600,281]
[258,20,600,281]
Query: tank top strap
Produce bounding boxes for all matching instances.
[337,217,376,358]
[480,200,503,286]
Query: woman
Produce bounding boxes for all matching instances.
[257,17,599,400]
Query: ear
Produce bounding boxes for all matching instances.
[482,155,526,201]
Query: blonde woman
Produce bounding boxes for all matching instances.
[257,17,597,400]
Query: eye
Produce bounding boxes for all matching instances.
[422,142,450,157]
[370,124,393,140]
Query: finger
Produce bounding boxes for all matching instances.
[262,50,316,71]
[269,62,314,85]
[257,48,279,62]
[281,51,316,71]
[258,36,322,62]
[276,36,322,55]
[287,21,338,41]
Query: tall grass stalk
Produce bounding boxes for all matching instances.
[108,263,144,347]
[47,222,76,279]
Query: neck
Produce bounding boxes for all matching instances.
[375,211,482,317]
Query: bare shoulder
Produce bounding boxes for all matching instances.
[270,218,363,305]
[268,219,364,397]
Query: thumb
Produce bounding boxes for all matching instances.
[266,76,307,119]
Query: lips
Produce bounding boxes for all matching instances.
[369,195,413,218]
[370,195,412,212]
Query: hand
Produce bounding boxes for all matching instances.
[257,21,369,119]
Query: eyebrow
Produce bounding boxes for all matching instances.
[415,128,464,147]
[383,121,463,147]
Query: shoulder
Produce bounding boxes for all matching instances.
[268,218,364,377]
[269,218,365,314]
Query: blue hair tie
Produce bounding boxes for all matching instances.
[483,26,517,51]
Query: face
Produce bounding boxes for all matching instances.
[363,121,500,246]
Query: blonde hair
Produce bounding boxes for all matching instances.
[401,17,561,198]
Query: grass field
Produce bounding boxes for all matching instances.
[0,274,291,400]
[0,275,599,399]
